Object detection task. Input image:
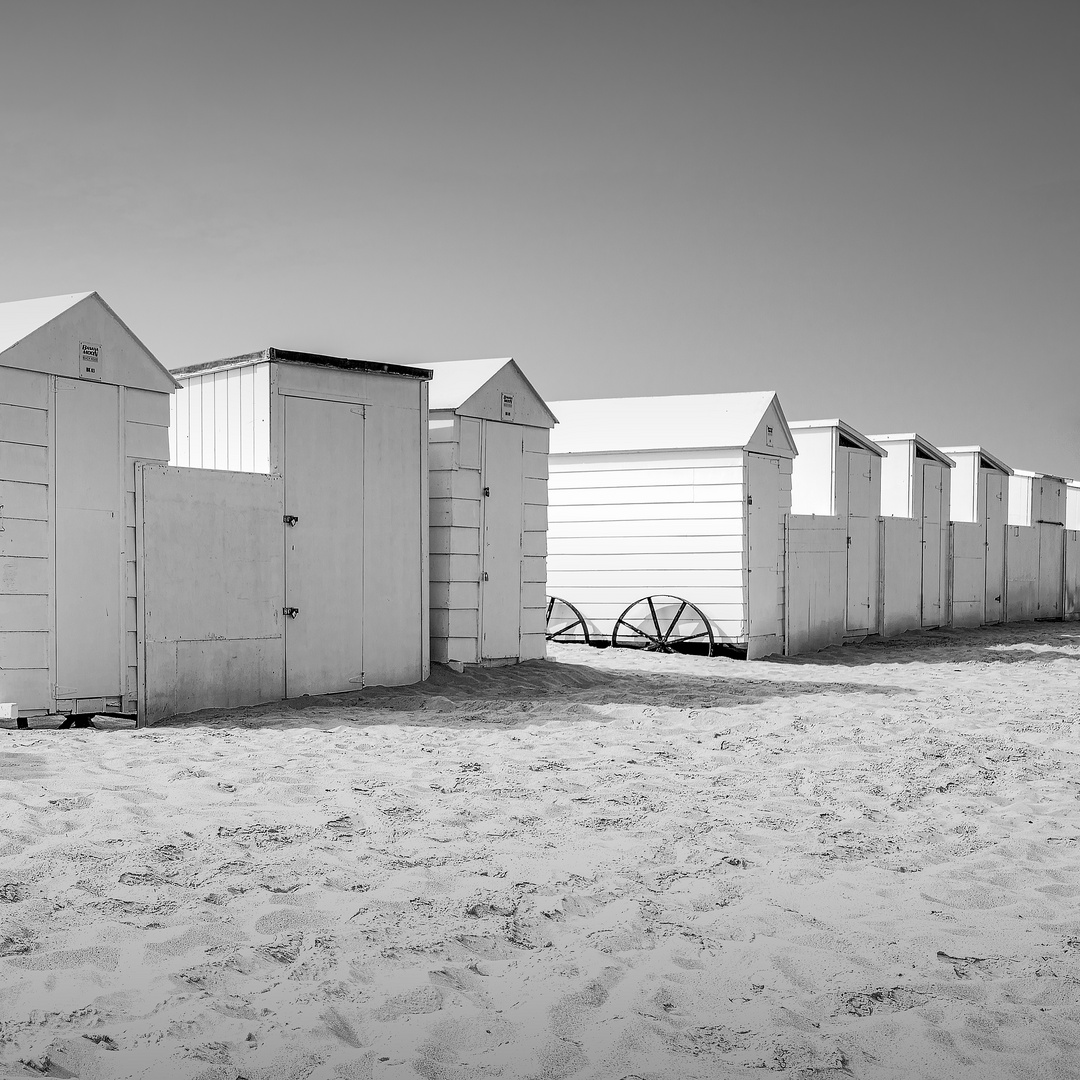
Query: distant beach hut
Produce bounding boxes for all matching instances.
[1005,469,1067,621]
[789,418,885,642]
[0,292,177,723]
[165,348,431,711]
[940,445,1011,626]
[871,433,954,634]
[1067,480,1080,618]
[545,392,796,659]
[426,358,556,667]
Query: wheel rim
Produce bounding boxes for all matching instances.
[546,596,591,644]
[612,595,715,656]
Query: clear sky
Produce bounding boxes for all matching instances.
[2,1,1078,476]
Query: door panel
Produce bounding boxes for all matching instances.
[55,380,122,698]
[920,464,943,627]
[845,452,873,632]
[746,454,780,645]
[283,396,364,695]
[480,422,524,659]
[983,471,1006,623]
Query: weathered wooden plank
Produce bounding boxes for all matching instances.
[126,421,170,462]
[0,667,51,710]
[0,404,47,446]
[0,518,48,558]
[0,480,48,521]
[0,593,49,631]
[0,442,48,485]
[0,631,48,668]
[126,388,171,427]
[0,366,50,409]
[0,557,49,594]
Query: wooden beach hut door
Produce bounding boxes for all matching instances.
[920,464,945,627]
[282,395,365,696]
[845,452,874,633]
[54,379,123,700]
[479,421,524,661]
[746,454,781,653]
[983,470,1006,624]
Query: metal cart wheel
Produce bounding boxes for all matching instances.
[545,596,591,644]
[612,594,716,656]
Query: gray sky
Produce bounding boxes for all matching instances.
[2,1,1078,475]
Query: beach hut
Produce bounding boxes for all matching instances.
[871,433,953,633]
[546,392,796,660]
[426,358,556,667]
[1005,470,1067,621]
[166,348,432,701]
[789,419,885,641]
[1066,480,1080,618]
[940,446,1011,626]
[0,292,177,724]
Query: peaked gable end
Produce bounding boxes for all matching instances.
[453,360,556,428]
[746,396,796,458]
[0,292,178,393]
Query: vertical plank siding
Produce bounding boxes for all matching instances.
[170,363,272,472]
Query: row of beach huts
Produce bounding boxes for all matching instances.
[1,291,1078,727]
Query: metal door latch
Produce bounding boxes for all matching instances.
[483,487,490,497]
[283,607,300,618]
[283,514,299,526]
[482,571,489,581]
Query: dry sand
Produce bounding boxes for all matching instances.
[2,622,1080,1080]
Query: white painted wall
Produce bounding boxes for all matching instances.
[0,295,173,718]
[170,358,429,689]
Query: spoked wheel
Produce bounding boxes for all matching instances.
[612,594,716,656]
[546,596,591,644]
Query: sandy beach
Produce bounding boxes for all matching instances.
[2,622,1080,1079]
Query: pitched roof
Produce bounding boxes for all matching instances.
[790,418,886,457]
[939,445,1013,476]
[548,391,792,454]
[0,291,180,390]
[0,291,93,356]
[428,357,557,425]
[870,432,955,469]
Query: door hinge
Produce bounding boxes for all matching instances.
[283,607,300,618]
[283,514,299,526]
[846,536,852,547]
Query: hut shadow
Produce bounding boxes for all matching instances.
[770,623,1080,669]
[148,655,902,731]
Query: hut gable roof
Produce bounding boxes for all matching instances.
[428,358,556,428]
[548,391,796,457]
[790,418,886,457]
[870,432,954,469]
[0,291,179,392]
[939,445,1013,476]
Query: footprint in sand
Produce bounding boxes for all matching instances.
[372,985,443,1021]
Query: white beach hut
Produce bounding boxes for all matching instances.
[1066,480,1080,618]
[546,392,796,660]
[1005,469,1067,621]
[426,358,556,667]
[871,433,954,634]
[162,348,431,715]
[940,445,1011,626]
[0,292,177,724]
[789,419,885,641]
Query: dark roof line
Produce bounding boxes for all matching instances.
[171,347,432,381]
